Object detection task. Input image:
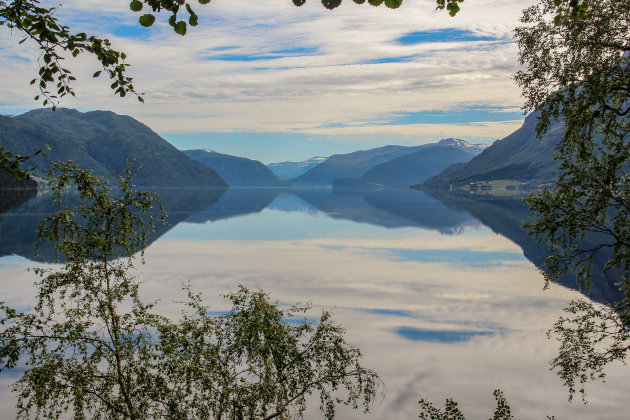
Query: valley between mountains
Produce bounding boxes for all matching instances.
[1,109,559,194]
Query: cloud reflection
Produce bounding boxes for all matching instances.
[394,326,494,342]
[1,204,630,419]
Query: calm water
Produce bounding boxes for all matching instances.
[1,187,628,418]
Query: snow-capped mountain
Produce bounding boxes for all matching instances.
[267,157,328,180]
[437,138,489,155]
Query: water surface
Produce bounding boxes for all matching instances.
[1,187,628,418]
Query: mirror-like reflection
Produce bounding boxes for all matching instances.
[0,187,225,261]
[1,187,629,418]
[424,190,624,305]
[185,187,281,223]
[0,188,37,214]
[292,188,480,234]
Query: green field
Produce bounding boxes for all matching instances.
[460,180,524,196]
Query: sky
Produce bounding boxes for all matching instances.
[0,0,534,163]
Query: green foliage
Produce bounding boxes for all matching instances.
[385,0,404,8]
[435,0,464,16]
[322,0,343,9]
[418,397,465,419]
[0,161,164,418]
[548,299,630,401]
[138,14,156,27]
[418,389,513,420]
[129,0,465,31]
[0,161,381,419]
[156,286,382,419]
[515,0,630,398]
[130,0,144,12]
[290,0,463,11]
[0,1,142,108]
[0,144,46,180]
[128,0,206,35]
[551,0,590,22]
[490,390,513,420]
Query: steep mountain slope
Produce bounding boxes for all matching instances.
[332,139,483,189]
[184,149,282,187]
[290,145,424,185]
[1,108,227,188]
[424,112,562,187]
[339,145,476,187]
[436,138,488,155]
[267,157,328,180]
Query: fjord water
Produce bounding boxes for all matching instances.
[1,188,629,418]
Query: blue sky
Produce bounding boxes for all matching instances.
[0,0,532,162]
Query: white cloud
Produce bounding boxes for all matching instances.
[0,0,535,148]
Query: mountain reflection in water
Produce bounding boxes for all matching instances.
[1,187,629,419]
[2,187,616,305]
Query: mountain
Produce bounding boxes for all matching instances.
[183,149,282,187]
[291,139,487,187]
[334,145,477,189]
[424,113,562,188]
[290,145,424,186]
[267,157,328,180]
[0,108,227,188]
[363,145,476,186]
[330,138,485,189]
[436,138,489,155]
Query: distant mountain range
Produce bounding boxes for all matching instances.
[289,145,423,186]
[286,138,486,187]
[184,149,282,187]
[424,113,562,188]
[1,107,562,195]
[267,157,328,180]
[0,108,227,188]
[334,140,482,189]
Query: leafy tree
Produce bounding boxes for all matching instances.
[0,145,46,180]
[0,161,381,419]
[291,0,463,15]
[0,0,141,107]
[546,299,630,400]
[514,0,630,400]
[418,389,514,420]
